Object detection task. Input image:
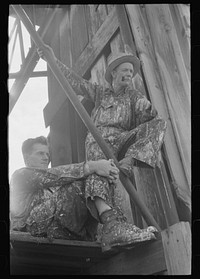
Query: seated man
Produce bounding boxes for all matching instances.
[10,136,157,253]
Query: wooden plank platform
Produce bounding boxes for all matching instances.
[88,238,167,275]
[10,231,110,274]
[10,231,167,275]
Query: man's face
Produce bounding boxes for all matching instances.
[26,143,50,169]
[112,62,134,89]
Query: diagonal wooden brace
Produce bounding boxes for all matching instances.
[12,4,161,231]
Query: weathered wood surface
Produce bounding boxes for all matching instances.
[10,231,166,275]
[43,6,119,128]
[10,231,108,275]
[88,5,108,36]
[44,10,74,166]
[154,163,179,226]
[133,167,167,229]
[169,4,190,80]
[90,54,107,88]
[114,5,168,229]
[126,4,191,214]
[89,238,166,275]
[74,6,118,76]
[106,4,114,14]
[110,32,124,54]
[145,4,190,185]
[70,5,89,64]
[161,221,191,275]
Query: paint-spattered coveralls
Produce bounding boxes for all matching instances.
[10,163,98,240]
[56,60,167,221]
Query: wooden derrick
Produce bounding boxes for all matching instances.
[70,5,89,64]
[106,5,114,14]
[96,5,107,25]
[90,55,107,88]
[161,221,191,275]
[9,4,191,275]
[88,5,108,36]
[110,32,124,54]
[133,167,167,229]
[125,4,191,217]
[169,4,190,79]
[43,7,118,129]
[144,4,190,185]
[74,7,119,77]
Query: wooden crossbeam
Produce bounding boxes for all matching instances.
[9,5,60,114]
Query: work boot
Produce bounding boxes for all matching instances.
[100,208,158,253]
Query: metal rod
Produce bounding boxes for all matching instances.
[12,4,161,231]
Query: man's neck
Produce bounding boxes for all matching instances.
[112,83,128,95]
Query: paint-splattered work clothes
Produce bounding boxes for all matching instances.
[10,163,99,241]
[56,60,167,220]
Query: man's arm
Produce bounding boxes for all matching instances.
[38,44,101,103]
[55,59,101,103]
[133,91,157,126]
[50,159,119,182]
[10,160,119,191]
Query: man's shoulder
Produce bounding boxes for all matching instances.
[10,167,35,184]
[12,167,31,176]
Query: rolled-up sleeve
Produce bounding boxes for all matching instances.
[48,161,87,182]
[133,91,158,126]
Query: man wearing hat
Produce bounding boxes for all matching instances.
[38,45,167,252]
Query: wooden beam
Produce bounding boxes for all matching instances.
[89,238,167,275]
[125,4,191,212]
[144,4,190,186]
[9,6,60,114]
[43,6,119,127]
[10,231,167,275]
[10,231,115,275]
[10,231,105,259]
[161,221,191,275]
[74,6,119,76]
[18,21,25,63]
[9,70,48,79]
[115,5,137,55]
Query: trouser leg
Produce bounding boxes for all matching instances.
[120,117,167,172]
[85,141,116,223]
[26,183,91,240]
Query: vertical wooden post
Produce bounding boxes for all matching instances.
[161,221,191,275]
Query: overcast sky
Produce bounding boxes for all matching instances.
[8,16,49,179]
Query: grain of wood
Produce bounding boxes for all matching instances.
[145,4,190,184]
[125,4,191,213]
[161,221,191,275]
[74,7,118,76]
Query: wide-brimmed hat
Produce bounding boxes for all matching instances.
[105,52,140,84]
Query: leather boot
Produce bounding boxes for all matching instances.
[100,208,158,253]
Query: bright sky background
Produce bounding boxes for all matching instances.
[8,15,49,179]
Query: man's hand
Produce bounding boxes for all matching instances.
[37,44,56,62]
[87,159,119,182]
[135,97,151,112]
[118,157,133,177]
